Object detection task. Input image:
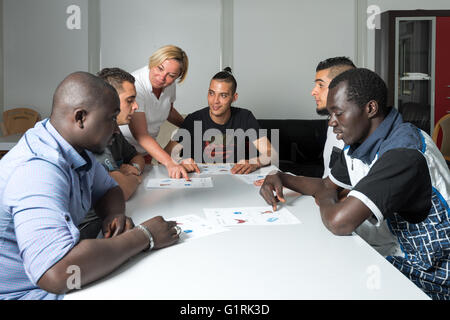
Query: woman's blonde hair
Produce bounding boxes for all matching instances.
[149,45,189,83]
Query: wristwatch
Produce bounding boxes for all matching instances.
[131,162,142,175]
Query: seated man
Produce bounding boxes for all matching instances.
[78,68,146,239]
[311,57,355,178]
[0,72,179,299]
[164,68,272,175]
[260,68,450,300]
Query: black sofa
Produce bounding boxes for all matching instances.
[257,119,328,178]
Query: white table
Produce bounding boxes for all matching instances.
[66,165,429,300]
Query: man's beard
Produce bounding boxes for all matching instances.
[316,107,330,116]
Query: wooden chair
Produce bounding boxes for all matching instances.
[432,113,450,162]
[0,108,40,136]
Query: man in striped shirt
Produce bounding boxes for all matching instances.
[0,72,179,299]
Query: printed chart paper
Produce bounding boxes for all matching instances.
[203,206,301,227]
[145,177,213,189]
[172,214,228,241]
[234,173,267,185]
[195,163,233,175]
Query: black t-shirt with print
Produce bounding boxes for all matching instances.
[175,107,262,163]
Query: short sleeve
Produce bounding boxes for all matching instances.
[4,160,79,285]
[329,149,352,189]
[245,111,260,131]
[118,134,138,164]
[349,148,432,224]
[90,155,119,206]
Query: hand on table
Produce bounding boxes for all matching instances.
[103,214,135,238]
[231,159,260,175]
[180,158,200,174]
[253,178,265,186]
[141,216,180,249]
[119,163,140,176]
[166,161,190,180]
[259,173,286,211]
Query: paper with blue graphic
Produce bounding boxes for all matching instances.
[195,163,233,175]
[172,214,228,241]
[203,206,301,226]
[145,177,213,189]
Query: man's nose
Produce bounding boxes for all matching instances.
[328,113,337,126]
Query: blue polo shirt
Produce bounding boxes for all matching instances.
[0,119,117,300]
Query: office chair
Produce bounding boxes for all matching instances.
[432,113,450,162]
[0,107,40,136]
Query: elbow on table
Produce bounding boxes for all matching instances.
[323,214,355,236]
[37,268,70,295]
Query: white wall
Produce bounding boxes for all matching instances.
[3,0,450,121]
[234,0,356,119]
[100,0,222,115]
[3,0,89,119]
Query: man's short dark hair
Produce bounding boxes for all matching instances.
[97,68,135,92]
[329,68,388,115]
[316,57,356,79]
[316,57,356,72]
[212,67,237,94]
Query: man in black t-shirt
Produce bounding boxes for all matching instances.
[165,68,272,175]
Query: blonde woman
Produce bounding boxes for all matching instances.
[121,45,191,179]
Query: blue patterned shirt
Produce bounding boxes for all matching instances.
[0,119,117,300]
[330,108,450,300]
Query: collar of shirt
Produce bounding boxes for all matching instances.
[347,107,403,164]
[40,119,92,172]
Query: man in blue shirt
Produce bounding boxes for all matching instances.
[0,72,179,299]
[260,68,450,299]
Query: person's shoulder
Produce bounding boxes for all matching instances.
[187,107,210,120]
[379,122,423,157]
[131,65,148,77]
[20,122,66,165]
[131,66,150,88]
[231,106,253,116]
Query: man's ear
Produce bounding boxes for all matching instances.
[232,92,239,103]
[74,109,87,129]
[366,100,379,119]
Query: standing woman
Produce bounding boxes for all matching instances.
[121,45,189,179]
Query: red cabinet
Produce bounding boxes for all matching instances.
[435,17,450,127]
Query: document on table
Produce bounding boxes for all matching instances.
[233,165,279,184]
[234,173,267,185]
[195,163,233,175]
[172,214,228,241]
[145,177,213,189]
[203,206,301,226]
